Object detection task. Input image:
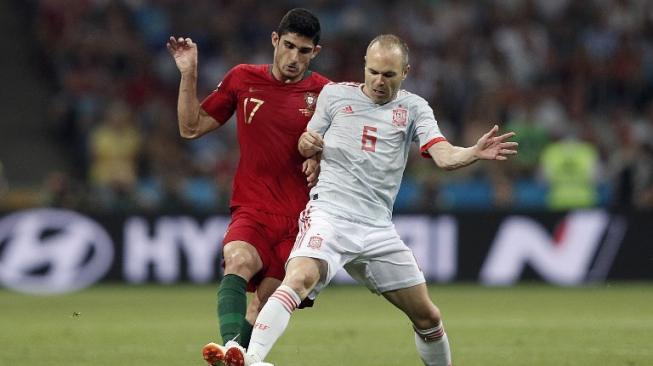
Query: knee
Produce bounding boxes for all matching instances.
[413,304,442,330]
[223,244,261,278]
[283,261,321,297]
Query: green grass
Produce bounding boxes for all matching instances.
[1,283,652,365]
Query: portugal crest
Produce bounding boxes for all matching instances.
[300,92,318,117]
[392,106,408,128]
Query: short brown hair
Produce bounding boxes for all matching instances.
[367,34,409,67]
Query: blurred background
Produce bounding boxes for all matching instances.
[2,0,653,214]
[1,3,652,365]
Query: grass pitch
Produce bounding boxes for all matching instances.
[1,283,652,366]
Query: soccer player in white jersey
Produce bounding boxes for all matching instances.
[221,34,518,366]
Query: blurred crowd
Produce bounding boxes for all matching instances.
[15,0,653,213]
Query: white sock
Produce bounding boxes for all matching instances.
[246,285,301,362]
[414,323,452,366]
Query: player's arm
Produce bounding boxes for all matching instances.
[167,36,220,139]
[177,77,220,139]
[428,125,518,170]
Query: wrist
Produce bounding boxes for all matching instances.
[180,68,198,79]
[469,145,481,160]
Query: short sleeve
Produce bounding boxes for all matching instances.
[200,66,240,124]
[412,98,446,157]
[307,84,334,135]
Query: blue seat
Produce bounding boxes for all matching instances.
[439,179,493,210]
[513,180,548,209]
[183,178,218,211]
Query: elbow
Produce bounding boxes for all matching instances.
[179,128,200,139]
[179,129,195,139]
[178,121,202,139]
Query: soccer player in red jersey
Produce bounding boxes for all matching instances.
[166,8,329,366]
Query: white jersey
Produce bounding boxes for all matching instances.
[307,82,446,225]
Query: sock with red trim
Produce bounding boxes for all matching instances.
[414,322,452,366]
[246,285,301,362]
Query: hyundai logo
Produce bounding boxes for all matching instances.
[0,209,114,294]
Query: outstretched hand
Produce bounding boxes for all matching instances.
[166,36,198,74]
[474,125,518,161]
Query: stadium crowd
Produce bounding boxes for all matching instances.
[21,0,653,212]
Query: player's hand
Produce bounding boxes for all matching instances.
[474,125,518,161]
[302,155,321,188]
[298,130,324,157]
[166,36,198,75]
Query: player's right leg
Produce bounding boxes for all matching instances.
[222,256,326,366]
[241,277,281,348]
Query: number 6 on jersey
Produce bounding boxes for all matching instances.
[361,125,377,152]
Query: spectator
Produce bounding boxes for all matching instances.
[540,133,601,210]
[18,0,653,212]
[88,101,142,210]
[607,108,653,209]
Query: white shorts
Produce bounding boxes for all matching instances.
[289,205,425,300]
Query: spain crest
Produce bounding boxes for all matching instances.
[392,106,408,127]
[307,235,323,250]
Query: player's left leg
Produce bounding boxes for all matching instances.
[217,207,289,347]
[357,225,451,366]
[219,240,263,341]
[383,284,452,366]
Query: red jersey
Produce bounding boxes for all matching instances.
[201,64,330,217]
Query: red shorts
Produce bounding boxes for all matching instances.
[223,206,299,292]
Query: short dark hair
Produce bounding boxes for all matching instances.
[277,8,321,45]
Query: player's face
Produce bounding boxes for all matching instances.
[362,44,409,104]
[271,32,321,83]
